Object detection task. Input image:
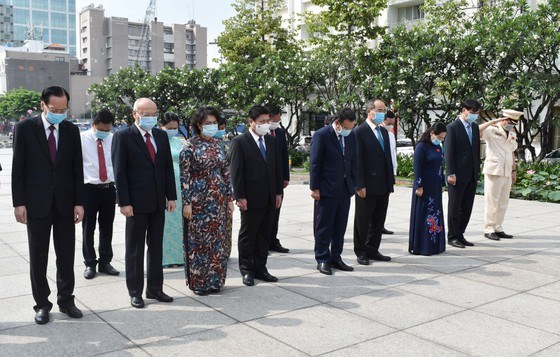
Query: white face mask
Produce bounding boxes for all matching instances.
[269,121,280,130]
[254,123,270,136]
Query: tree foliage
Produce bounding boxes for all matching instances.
[0,88,41,120]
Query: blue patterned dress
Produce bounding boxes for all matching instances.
[180,135,232,292]
[409,141,446,255]
[162,136,184,266]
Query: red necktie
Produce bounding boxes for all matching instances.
[270,129,276,137]
[48,125,56,163]
[97,139,108,182]
[145,132,156,163]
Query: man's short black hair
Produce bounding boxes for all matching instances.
[335,108,356,123]
[41,86,70,104]
[248,105,269,120]
[385,110,396,119]
[93,108,115,125]
[265,104,282,116]
[460,99,482,112]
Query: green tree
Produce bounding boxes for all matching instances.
[0,88,41,120]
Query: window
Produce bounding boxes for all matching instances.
[164,61,175,68]
[13,8,29,24]
[51,12,67,28]
[51,29,67,44]
[69,1,75,12]
[12,0,30,7]
[55,56,65,62]
[51,0,67,12]
[32,10,48,27]
[397,5,424,22]
[13,25,26,40]
[69,29,75,43]
[32,0,48,10]
[164,42,174,54]
[69,14,76,28]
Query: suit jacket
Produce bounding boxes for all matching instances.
[12,116,84,218]
[445,118,481,183]
[230,130,283,210]
[272,127,290,182]
[309,125,357,198]
[354,122,395,195]
[111,124,177,214]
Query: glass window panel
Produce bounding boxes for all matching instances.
[69,45,75,55]
[14,25,27,40]
[12,0,30,7]
[51,28,67,44]
[69,29,75,43]
[51,12,66,28]
[32,0,48,10]
[68,14,75,28]
[68,0,75,12]
[50,0,67,12]
[13,8,29,24]
[397,8,405,22]
[32,10,48,27]
[406,7,412,19]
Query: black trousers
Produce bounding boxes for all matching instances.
[268,204,282,249]
[447,179,477,241]
[82,184,116,267]
[27,203,76,311]
[125,210,165,297]
[314,195,351,263]
[353,193,389,258]
[238,206,272,276]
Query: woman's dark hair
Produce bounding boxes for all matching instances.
[161,112,181,126]
[217,114,227,127]
[41,86,70,104]
[93,108,115,125]
[191,106,222,135]
[419,122,447,144]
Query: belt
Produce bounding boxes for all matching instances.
[86,183,114,189]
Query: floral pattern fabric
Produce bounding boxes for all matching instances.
[180,135,233,291]
[409,142,446,255]
[162,136,184,266]
[217,137,233,259]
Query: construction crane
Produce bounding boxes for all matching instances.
[136,0,157,70]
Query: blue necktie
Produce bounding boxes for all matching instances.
[338,135,344,154]
[258,136,266,160]
[376,126,385,151]
[467,124,472,145]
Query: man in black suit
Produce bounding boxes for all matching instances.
[266,104,290,254]
[353,99,395,265]
[12,86,84,324]
[112,98,177,308]
[445,99,482,248]
[230,105,283,286]
[310,108,358,275]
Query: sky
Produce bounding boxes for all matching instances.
[75,0,235,66]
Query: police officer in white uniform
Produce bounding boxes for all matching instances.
[479,109,522,240]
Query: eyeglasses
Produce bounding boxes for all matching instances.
[47,107,68,114]
[374,109,388,114]
[135,110,159,117]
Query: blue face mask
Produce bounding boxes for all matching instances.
[339,128,351,137]
[164,129,178,139]
[467,113,479,123]
[139,116,158,131]
[432,138,441,146]
[374,112,385,125]
[95,130,110,141]
[214,129,226,139]
[202,123,218,138]
[46,111,67,125]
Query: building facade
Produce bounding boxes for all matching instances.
[0,0,76,55]
[79,4,207,77]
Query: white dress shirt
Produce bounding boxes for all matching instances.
[81,128,114,184]
[41,113,59,148]
[249,128,266,150]
[135,122,157,152]
[381,124,398,175]
[332,123,344,149]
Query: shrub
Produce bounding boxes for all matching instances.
[510,161,560,203]
[288,148,309,168]
[396,153,414,179]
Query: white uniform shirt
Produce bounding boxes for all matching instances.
[81,128,114,184]
[382,124,397,175]
[482,124,518,177]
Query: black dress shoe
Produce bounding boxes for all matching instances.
[193,289,208,296]
[458,238,474,246]
[99,263,120,275]
[495,231,513,239]
[370,252,391,262]
[269,244,290,253]
[84,266,96,279]
[34,308,49,325]
[242,274,254,286]
[484,233,500,241]
[317,262,332,275]
[59,305,83,318]
[146,291,173,302]
[255,272,278,282]
[331,260,354,271]
[382,228,394,235]
[209,287,221,294]
[357,256,370,265]
[131,296,145,308]
[448,239,465,248]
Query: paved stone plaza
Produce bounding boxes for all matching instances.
[1,147,559,356]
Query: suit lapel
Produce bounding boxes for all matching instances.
[456,119,471,147]
[153,129,166,164]
[245,131,266,163]
[32,116,53,165]
[328,126,344,156]
[131,124,154,164]
[54,121,66,167]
